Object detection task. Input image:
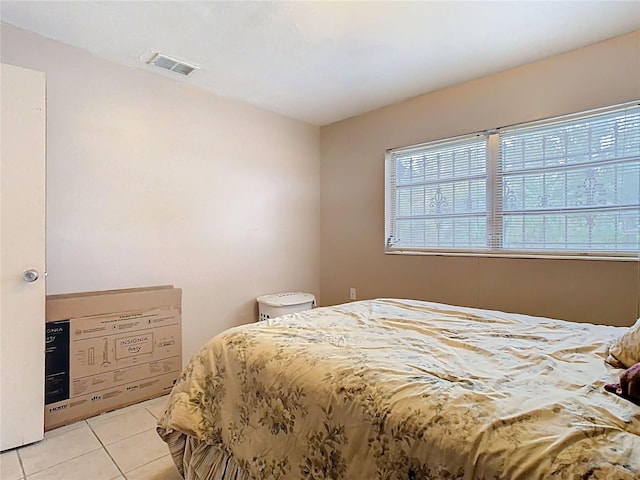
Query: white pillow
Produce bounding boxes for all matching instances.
[607,318,640,369]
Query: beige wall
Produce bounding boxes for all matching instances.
[1,24,320,363]
[320,31,640,327]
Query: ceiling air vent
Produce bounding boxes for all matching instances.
[147,53,197,76]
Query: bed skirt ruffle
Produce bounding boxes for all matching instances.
[158,428,252,480]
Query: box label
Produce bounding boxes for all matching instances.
[115,333,153,360]
[45,320,70,405]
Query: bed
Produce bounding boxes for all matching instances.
[157,298,640,480]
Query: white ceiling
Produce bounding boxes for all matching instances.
[1,1,639,125]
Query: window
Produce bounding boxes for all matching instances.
[385,103,640,257]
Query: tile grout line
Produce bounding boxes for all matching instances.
[86,397,165,431]
[88,404,147,426]
[15,401,167,480]
[15,447,27,480]
[86,414,166,479]
[112,426,170,478]
[124,451,170,478]
[136,406,175,474]
[17,420,104,478]
[86,421,127,480]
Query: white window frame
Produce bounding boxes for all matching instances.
[385,101,640,260]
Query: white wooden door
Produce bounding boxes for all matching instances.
[0,63,46,451]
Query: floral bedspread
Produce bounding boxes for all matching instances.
[157,299,640,480]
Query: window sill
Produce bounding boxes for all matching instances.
[385,249,639,261]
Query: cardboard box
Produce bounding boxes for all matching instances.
[44,286,182,430]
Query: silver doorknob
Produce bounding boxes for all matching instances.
[23,269,39,282]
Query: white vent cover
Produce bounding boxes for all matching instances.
[147,53,197,76]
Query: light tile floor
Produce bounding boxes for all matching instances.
[0,395,181,480]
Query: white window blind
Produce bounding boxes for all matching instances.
[385,102,640,257]
[387,134,488,250]
[498,105,640,253]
